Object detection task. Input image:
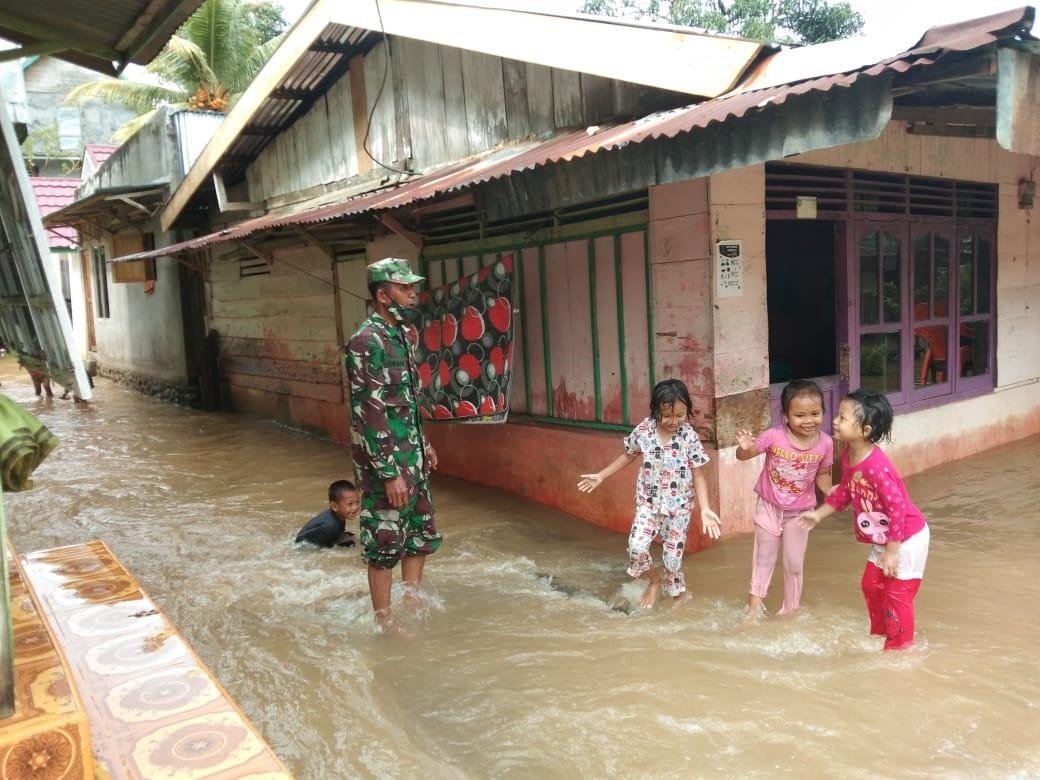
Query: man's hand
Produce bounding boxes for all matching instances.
[427,444,438,470]
[384,476,408,509]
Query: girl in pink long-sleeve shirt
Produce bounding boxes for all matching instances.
[799,389,930,650]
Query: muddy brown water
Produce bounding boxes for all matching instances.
[2,359,1038,778]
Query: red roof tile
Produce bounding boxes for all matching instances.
[85,144,118,168]
[29,177,79,249]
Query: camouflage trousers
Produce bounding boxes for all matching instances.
[360,479,442,569]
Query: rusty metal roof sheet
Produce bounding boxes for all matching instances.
[111,6,1036,264]
[0,0,209,75]
[738,6,1034,93]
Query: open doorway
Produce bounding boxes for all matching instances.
[766,220,838,383]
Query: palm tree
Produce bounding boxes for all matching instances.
[66,0,285,143]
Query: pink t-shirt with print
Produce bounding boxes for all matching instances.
[754,427,834,511]
[825,446,927,544]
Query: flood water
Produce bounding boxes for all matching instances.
[2,357,1039,778]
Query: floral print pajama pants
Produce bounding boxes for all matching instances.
[626,505,690,597]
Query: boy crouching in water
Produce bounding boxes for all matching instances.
[295,480,361,548]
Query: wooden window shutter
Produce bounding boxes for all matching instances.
[111,233,157,284]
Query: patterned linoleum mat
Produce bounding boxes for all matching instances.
[17,540,292,779]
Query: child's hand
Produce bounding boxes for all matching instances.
[577,473,603,493]
[881,546,899,578]
[735,428,755,451]
[700,508,722,540]
[798,511,821,529]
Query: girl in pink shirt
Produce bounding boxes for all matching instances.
[736,380,833,619]
[799,389,930,650]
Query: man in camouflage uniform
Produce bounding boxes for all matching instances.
[345,257,442,632]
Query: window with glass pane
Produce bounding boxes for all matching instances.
[957,232,994,380]
[883,234,901,323]
[960,321,988,378]
[959,237,974,315]
[911,232,952,390]
[859,234,879,325]
[860,332,900,393]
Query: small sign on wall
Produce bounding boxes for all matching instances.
[715,239,743,298]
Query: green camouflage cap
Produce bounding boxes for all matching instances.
[367,258,424,286]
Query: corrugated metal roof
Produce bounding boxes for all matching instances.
[0,0,208,75]
[737,6,1033,93]
[161,0,769,230]
[29,176,78,249]
[115,7,1034,264]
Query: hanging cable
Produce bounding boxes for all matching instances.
[361,0,413,176]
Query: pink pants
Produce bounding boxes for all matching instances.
[749,501,810,613]
[861,561,922,650]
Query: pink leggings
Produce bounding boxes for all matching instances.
[861,562,922,650]
[749,506,810,613]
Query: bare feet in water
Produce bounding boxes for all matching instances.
[402,585,423,612]
[639,574,661,609]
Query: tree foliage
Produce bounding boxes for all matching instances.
[579,0,863,44]
[64,0,287,143]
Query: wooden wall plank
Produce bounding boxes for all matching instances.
[390,37,413,164]
[460,49,508,153]
[552,69,583,128]
[581,74,614,124]
[520,246,546,414]
[502,59,531,139]
[440,46,470,160]
[592,236,623,423]
[363,41,397,169]
[526,63,554,136]
[402,38,448,169]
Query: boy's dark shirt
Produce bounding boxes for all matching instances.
[294,509,357,548]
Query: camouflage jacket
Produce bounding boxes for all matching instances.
[345,311,429,492]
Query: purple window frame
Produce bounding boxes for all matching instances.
[851,219,996,410]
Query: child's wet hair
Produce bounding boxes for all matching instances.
[328,479,358,502]
[649,379,693,421]
[781,379,825,414]
[844,389,893,443]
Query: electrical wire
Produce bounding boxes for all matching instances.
[361,0,414,176]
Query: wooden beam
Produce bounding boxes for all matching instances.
[213,172,263,214]
[892,54,996,90]
[891,106,996,125]
[240,240,276,266]
[905,123,995,139]
[411,192,476,218]
[0,8,121,60]
[378,214,424,248]
[348,53,371,176]
[0,42,66,62]
[159,3,334,233]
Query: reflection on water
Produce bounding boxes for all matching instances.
[3,359,1039,778]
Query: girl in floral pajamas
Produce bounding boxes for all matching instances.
[578,379,721,609]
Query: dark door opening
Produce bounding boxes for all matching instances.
[766,220,838,384]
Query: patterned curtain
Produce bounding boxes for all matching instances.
[410,255,514,423]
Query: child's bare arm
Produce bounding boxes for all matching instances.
[692,469,721,539]
[577,453,636,492]
[815,470,833,495]
[734,428,761,460]
[798,502,837,528]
